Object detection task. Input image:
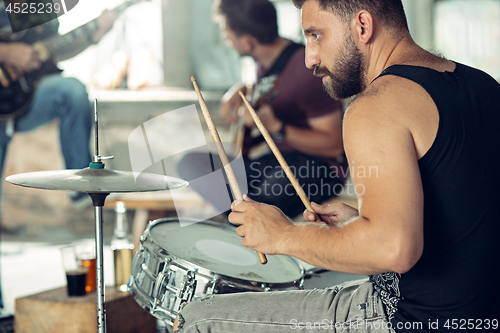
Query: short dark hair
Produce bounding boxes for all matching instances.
[292,0,408,31]
[213,0,279,44]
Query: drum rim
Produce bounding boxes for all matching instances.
[143,217,305,287]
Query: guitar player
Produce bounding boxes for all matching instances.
[177,0,348,220]
[0,0,116,309]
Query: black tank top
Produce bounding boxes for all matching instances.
[369,63,500,332]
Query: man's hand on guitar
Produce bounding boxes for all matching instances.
[2,43,41,73]
[221,84,247,123]
[256,104,282,134]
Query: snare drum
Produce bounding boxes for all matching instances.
[128,218,304,325]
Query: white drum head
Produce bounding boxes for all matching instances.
[149,219,303,284]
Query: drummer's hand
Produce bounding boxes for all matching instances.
[221,85,246,123]
[229,195,293,255]
[304,202,359,225]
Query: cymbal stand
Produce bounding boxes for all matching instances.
[89,192,109,333]
[89,99,113,333]
[4,99,188,333]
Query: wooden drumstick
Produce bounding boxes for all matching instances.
[239,91,320,221]
[191,77,268,265]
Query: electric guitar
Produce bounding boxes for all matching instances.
[237,75,281,158]
[0,0,143,121]
[235,42,303,158]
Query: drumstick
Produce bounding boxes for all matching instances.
[191,77,268,265]
[239,91,320,221]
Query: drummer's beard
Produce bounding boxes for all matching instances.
[314,34,367,100]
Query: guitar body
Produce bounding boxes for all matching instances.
[240,125,253,158]
[0,60,61,120]
[238,43,303,158]
[240,75,281,158]
[0,21,61,120]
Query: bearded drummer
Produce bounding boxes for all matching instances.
[173,0,500,331]
[177,0,346,220]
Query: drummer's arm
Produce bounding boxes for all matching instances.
[231,98,424,275]
[287,99,423,274]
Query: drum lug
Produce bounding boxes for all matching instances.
[152,271,165,303]
[261,283,271,292]
[135,242,147,255]
[205,274,220,294]
[163,257,172,270]
[152,257,174,310]
[178,270,197,307]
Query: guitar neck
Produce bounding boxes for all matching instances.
[42,21,98,55]
[37,0,143,58]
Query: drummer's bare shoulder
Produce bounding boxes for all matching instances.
[345,57,450,158]
[344,56,452,134]
[343,76,412,129]
[342,79,418,180]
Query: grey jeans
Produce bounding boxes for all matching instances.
[176,279,394,332]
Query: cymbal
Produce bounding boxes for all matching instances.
[5,168,188,193]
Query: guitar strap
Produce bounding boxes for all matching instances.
[263,42,303,78]
[248,42,303,147]
[251,42,303,106]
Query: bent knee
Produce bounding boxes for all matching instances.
[60,77,88,98]
[175,296,220,332]
[173,313,184,333]
[174,300,198,333]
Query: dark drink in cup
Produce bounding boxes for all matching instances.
[66,269,87,296]
[61,245,90,297]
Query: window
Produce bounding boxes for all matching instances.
[434,0,500,80]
